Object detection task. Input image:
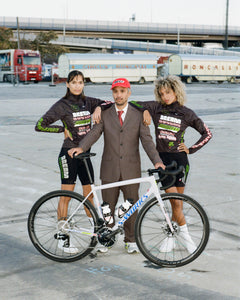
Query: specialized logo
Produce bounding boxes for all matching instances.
[118,194,148,225]
[70,104,80,112]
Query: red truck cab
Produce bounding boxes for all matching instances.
[14,49,42,82]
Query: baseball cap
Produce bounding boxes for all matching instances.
[111,78,131,89]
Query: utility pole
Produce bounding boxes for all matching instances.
[16,16,21,49]
[224,0,229,50]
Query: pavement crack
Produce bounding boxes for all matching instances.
[0,151,59,173]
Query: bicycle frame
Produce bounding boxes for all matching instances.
[28,154,209,266]
[65,175,174,234]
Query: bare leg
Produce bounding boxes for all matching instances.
[57,184,75,220]
[165,186,186,226]
[82,184,94,217]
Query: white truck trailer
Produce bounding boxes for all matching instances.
[167,54,240,83]
[58,53,157,83]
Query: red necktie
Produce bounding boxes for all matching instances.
[118,111,123,126]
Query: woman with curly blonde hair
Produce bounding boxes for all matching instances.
[154,75,186,106]
[130,75,212,253]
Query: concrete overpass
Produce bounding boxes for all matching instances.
[15,32,240,57]
[1,16,240,46]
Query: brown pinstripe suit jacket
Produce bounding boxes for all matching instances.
[79,104,161,182]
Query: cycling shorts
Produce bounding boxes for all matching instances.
[58,148,94,185]
[159,152,190,188]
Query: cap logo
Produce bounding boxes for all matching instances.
[113,80,125,84]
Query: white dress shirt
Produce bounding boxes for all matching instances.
[115,104,128,122]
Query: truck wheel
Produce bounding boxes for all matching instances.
[139,77,145,84]
[3,75,8,82]
[186,77,192,84]
[230,77,236,84]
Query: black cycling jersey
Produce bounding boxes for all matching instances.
[35,93,111,148]
[130,100,212,154]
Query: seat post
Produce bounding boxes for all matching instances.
[83,158,94,184]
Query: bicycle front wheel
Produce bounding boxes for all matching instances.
[135,193,209,268]
[28,190,98,262]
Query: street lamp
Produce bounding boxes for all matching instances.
[224,0,229,49]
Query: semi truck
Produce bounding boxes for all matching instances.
[167,54,240,83]
[58,53,157,83]
[0,49,42,83]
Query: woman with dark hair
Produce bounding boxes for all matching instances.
[35,70,110,253]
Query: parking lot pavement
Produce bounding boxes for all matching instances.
[0,82,239,299]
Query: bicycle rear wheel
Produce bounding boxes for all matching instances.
[135,193,209,268]
[28,190,98,262]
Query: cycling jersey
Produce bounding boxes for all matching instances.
[35,93,110,148]
[130,100,212,154]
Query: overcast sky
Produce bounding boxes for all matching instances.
[1,0,239,27]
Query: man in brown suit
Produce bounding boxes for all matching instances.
[68,78,164,253]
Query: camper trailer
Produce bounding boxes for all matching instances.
[168,54,240,83]
[58,53,157,83]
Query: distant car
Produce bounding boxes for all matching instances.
[42,64,52,81]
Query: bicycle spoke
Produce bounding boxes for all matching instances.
[28,190,98,262]
[135,194,209,267]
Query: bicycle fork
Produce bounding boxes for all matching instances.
[151,180,175,234]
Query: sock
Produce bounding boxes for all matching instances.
[180,224,188,233]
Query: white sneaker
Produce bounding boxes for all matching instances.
[159,236,175,252]
[179,231,197,253]
[179,224,197,253]
[96,244,109,253]
[125,242,139,254]
[58,238,79,254]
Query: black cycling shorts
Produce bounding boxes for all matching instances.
[159,152,190,188]
[58,148,94,185]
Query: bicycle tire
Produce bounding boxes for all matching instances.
[28,190,99,262]
[135,193,209,268]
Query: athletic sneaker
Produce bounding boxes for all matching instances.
[96,244,109,253]
[159,236,175,252]
[125,242,139,254]
[179,229,197,253]
[58,238,79,254]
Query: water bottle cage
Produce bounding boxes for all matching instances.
[120,207,128,213]
[103,212,111,218]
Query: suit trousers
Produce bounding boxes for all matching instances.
[101,178,139,243]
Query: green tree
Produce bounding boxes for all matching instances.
[0,27,68,63]
[30,31,68,63]
[0,27,16,49]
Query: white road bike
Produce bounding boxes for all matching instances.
[28,153,209,267]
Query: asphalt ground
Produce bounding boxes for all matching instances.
[0,81,239,299]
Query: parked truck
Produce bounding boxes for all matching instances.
[0,49,42,83]
[58,53,157,83]
[167,54,240,83]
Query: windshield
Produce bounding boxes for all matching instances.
[23,56,41,65]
